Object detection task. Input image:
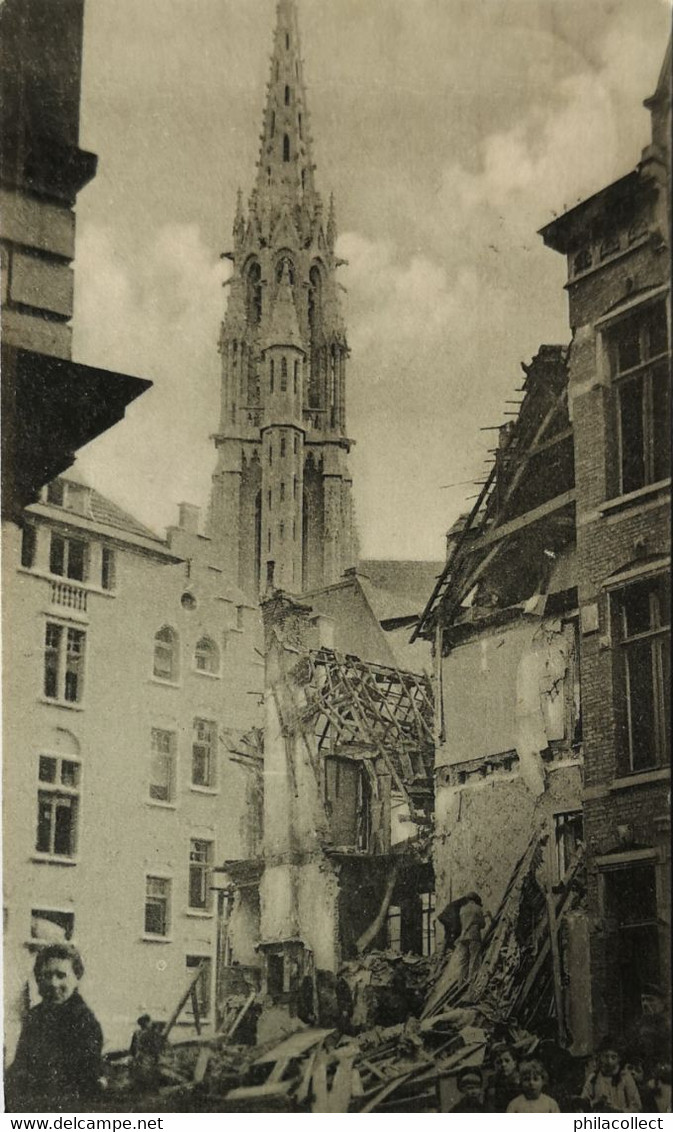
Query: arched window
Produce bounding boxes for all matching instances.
[301,168,306,190]
[280,434,287,457]
[194,636,219,675]
[245,260,262,325]
[284,85,290,106]
[283,134,290,162]
[308,265,322,335]
[254,490,262,589]
[154,626,179,682]
[281,357,288,391]
[308,266,323,408]
[298,113,303,139]
[294,359,298,393]
[270,358,275,393]
[286,32,290,49]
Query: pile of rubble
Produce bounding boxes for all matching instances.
[104,1009,507,1113]
[101,833,586,1112]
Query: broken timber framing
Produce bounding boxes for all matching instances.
[294,648,434,817]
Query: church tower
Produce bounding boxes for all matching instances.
[209,0,356,596]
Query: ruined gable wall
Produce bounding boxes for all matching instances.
[434,616,582,932]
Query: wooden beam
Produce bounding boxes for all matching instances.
[462,489,576,555]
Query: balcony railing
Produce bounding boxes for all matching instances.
[51,580,88,612]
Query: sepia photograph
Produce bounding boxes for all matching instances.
[1,0,671,1116]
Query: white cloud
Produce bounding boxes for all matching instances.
[72,223,229,533]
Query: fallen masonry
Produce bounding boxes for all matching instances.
[98,830,590,1113]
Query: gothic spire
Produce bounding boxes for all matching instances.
[254,0,316,208]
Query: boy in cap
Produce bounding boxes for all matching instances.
[449,1066,489,1112]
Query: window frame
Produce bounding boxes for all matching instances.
[49,531,89,583]
[35,754,81,860]
[386,905,402,952]
[153,626,179,683]
[421,892,436,957]
[30,908,75,946]
[101,546,116,591]
[611,575,670,775]
[553,809,584,881]
[191,718,217,790]
[43,621,86,705]
[149,727,177,804]
[188,838,214,912]
[21,524,37,569]
[194,637,220,677]
[144,875,171,939]
[607,297,671,497]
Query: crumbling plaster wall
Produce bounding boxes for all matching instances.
[434,616,582,931]
[228,889,261,968]
[434,765,581,923]
[260,631,339,968]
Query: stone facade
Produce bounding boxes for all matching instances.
[2,477,264,1053]
[209,0,356,598]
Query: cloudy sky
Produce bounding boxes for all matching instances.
[72,0,670,560]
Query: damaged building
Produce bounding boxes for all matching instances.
[415,37,670,1052]
[414,343,589,1049]
[539,41,671,1041]
[216,585,436,1041]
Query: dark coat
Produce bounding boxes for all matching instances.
[5,991,103,1110]
[450,1097,489,1112]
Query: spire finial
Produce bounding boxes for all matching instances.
[254,0,315,208]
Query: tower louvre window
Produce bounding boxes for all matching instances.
[270,359,274,393]
[283,134,290,162]
[270,111,275,136]
[280,435,287,457]
[281,358,288,391]
[298,113,302,139]
[286,32,290,49]
[280,482,285,502]
[294,360,298,392]
[246,261,262,326]
[284,85,290,105]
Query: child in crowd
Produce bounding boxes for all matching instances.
[582,1037,642,1112]
[649,1064,672,1114]
[449,1066,489,1113]
[506,1058,560,1113]
[486,1042,521,1112]
[625,1057,658,1112]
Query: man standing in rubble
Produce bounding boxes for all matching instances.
[457,892,486,984]
[437,891,487,991]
